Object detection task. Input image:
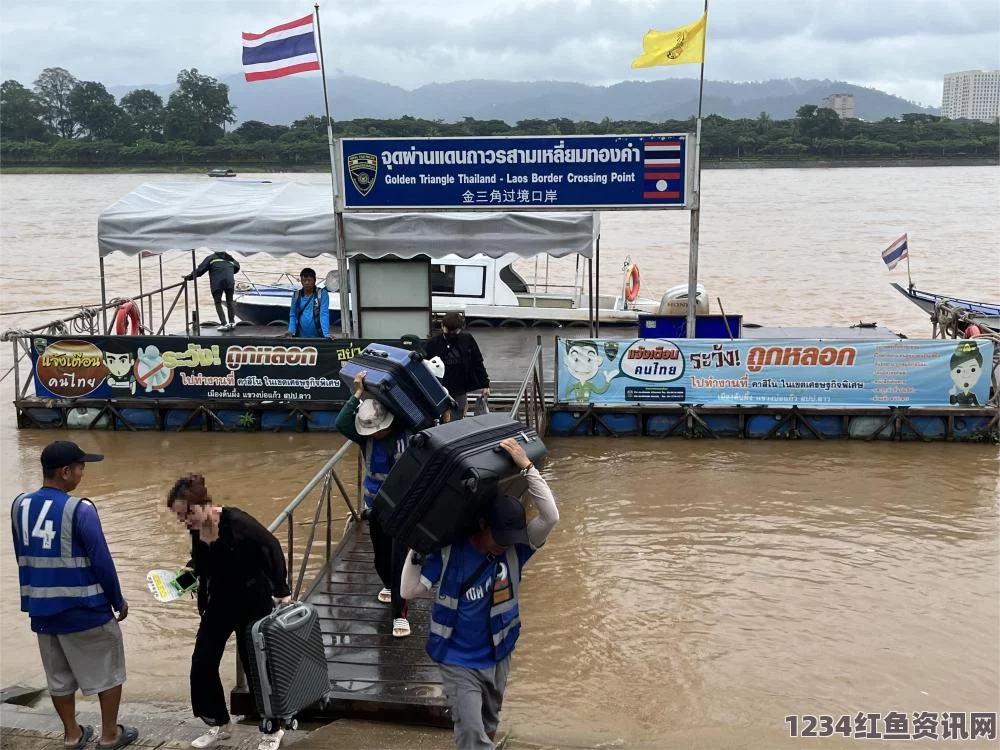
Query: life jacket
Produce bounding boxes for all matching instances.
[427,542,523,664]
[11,492,106,618]
[362,432,408,508]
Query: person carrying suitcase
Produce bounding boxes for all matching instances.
[423,312,491,419]
[335,370,413,638]
[166,474,291,750]
[400,439,559,749]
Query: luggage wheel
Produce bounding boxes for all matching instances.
[259,718,297,733]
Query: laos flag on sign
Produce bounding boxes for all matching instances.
[242,14,320,82]
[643,139,683,200]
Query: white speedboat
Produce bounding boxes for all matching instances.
[233,254,708,328]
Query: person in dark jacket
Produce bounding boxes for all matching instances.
[335,370,412,637]
[167,474,290,750]
[184,252,241,332]
[423,312,491,419]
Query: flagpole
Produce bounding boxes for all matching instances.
[906,239,913,290]
[314,3,351,336]
[685,0,708,338]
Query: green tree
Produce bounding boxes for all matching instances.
[33,67,78,138]
[67,81,122,139]
[120,89,165,141]
[233,119,288,142]
[0,80,48,140]
[164,69,235,146]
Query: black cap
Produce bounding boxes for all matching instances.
[487,494,529,547]
[40,441,104,471]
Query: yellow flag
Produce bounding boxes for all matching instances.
[631,13,707,68]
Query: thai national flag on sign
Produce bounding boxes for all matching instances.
[242,14,320,82]
[642,139,682,200]
[881,234,909,270]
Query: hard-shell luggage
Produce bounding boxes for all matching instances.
[340,344,451,431]
[374,414,548,554]
[245,602,328,733]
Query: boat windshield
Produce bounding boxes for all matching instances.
[499,264,529,294]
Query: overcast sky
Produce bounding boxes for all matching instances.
[2,0,998,107]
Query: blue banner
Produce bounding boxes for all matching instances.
[555,338,996,408]
[339,134,690,209]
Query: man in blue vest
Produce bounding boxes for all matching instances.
[10,441,138,750]
[336,370,413,637]
[400,439,559,749]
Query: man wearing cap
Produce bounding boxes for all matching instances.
[336,370,413,637]
[10,442,137,750]
[400,438,559,749]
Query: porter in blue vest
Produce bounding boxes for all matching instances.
[401,438,559,750]
[10,441,137,750]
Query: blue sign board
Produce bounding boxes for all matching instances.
[339,135,690,210]
[555,337,995,408]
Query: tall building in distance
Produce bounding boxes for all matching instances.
[941,70,1000,122]
[823,93,855,119]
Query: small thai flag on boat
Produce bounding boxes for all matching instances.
[881,234,909,270]
[242,14,320,82]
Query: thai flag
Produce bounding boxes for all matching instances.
[242,14,320,82]
[642,140,682,199]
[881,234,909,270]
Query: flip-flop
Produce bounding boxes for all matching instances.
[392,617,411,638]
[65,724,94,750]
[377,588,391,604]
[96,725,139,750]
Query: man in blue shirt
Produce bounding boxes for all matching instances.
[287,267,330,338]
[10,441,137,750]
[401,439,559,749]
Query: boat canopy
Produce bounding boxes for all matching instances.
[97,180,599,260]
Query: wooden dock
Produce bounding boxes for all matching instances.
[233,519,450,727]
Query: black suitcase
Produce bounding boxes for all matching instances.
[374,414,548,554]
[245,602,328,733]
[340,344,451,431]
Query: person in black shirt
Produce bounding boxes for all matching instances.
[184,252,241,332]
[167,474,290,750]
[424,312,491,419]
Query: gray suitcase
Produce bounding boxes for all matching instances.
[245,602,328,732]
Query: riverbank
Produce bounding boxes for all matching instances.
[1,155,995,174]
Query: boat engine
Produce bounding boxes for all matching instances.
[656,283,709,315]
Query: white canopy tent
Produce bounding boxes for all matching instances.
[97,180,599,259]
[96,180,604,335]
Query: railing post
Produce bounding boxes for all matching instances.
[12,340,22,404]
[326,475,332,565]
[287,514,294,594]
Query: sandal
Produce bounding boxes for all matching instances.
[377,587,391,604]
[65,724,94,750]
[257,728,285,750]
[96,725,139,750]
[392,617,411,638]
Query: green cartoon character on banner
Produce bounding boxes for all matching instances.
[562,339,619,402]
[948,341,984,407]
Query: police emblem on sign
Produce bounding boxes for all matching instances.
[348,153,378,196]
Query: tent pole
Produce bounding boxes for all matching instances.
[99,256,108,333]
[190,250,200,331]
[588,258,594,339]
[595,236,600,339]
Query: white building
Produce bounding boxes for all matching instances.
[823,94,855,119]
[941,70,1000,122]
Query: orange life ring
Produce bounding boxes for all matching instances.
[114,301,141,335]
[624,263,641,303]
